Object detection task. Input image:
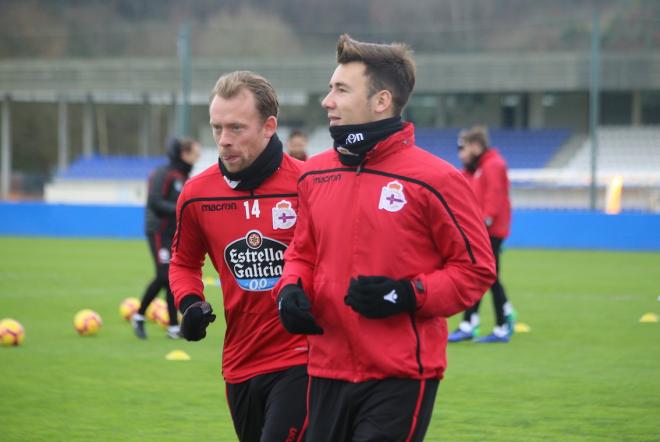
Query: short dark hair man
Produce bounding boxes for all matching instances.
[275,35,496,441]
[169,71,308,442]
[450,125,515,343]
[286,129,309,161]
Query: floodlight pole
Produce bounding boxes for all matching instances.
[589,11,601,211]
[1,95,11,199]
[58,96,70,172]
[82,94,94,158]
[177,22,192,137]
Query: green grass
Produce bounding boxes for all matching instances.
[1,237,659,441]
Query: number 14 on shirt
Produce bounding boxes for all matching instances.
[243,200,261,219]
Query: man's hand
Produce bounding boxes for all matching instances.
[277,280,324,335]
[345,276,416,319]
[180,295,216,341]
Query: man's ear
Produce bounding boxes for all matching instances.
[263,115,278,139]
[373,90,393,116]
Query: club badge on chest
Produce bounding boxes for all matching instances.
[272,200,297,230]
[378,180,407,213]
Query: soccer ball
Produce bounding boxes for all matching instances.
[0,318,25,347]
[74,309,103,336]
[119,297,140,321]
[152,306,170,329]
[146,298,167,322]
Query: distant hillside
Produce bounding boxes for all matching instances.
[0,0,658,58]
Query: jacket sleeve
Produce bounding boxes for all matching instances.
[169,184,207,309]
[481,159,507,229]
[148,168,177,216]
[413,169,496,318]
[273,180,317,299]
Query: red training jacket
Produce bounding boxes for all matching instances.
[462,148,511,239]
[170,154,308,384]
[275,123,496,383]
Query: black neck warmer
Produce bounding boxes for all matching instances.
[329,116,403,166]
[465,150,486,174]
[166,137,193,176]
[170,156,193,176]
[218,134,283,191]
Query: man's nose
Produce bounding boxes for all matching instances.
[218,130,232,147]
[321,92,334,109]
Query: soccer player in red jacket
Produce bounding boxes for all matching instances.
[448,126,516,344]
[274,35,496,441]
[169,71,308,442]
[286,129,309,162]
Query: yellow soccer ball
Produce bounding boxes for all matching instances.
[0,318,25,347]
[74,309,103,336]
[119,297,140,321]
[146,298,167,322]
[152,306,170,329]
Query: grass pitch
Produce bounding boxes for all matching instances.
[1,237,659,441]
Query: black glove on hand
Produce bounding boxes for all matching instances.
[277,279,324,335]
[179,295,216,341]
[345,276,416,319]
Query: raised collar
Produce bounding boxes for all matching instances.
[359,122,416,165]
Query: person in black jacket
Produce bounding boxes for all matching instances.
[132,137,201,339]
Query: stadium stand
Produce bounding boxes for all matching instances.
[46,151,217,205]
[44,129,572,204]
[303,128,572,170]
[415,128,572,169]
[56,155,166,180]
[44,127,660,211]
[46,155,166,205]
[565,127,660,173]
[508,127,660,212]
[51,129,574,182]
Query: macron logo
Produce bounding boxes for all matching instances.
[383,290,398,304]
[346,133,364,144]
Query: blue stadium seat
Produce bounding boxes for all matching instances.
[57,155,168,180]
[415,128,571,169]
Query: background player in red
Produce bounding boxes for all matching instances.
[449,125,515,343]
[285,129,309,161]
[169,71,308,442]
[132,137,200,339]
[275,35,496,441]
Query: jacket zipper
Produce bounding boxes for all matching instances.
[356,158,367,175]
[357,160,424,376]
[349,165,363,380]
[409,312,424,375]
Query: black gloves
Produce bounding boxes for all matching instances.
[277,280,324,335]
[179,295,216,341]
[345,276,416,319]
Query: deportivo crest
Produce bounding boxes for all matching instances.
[378,180,407,212]
[224,230,287,291]
[272,200,297,230]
